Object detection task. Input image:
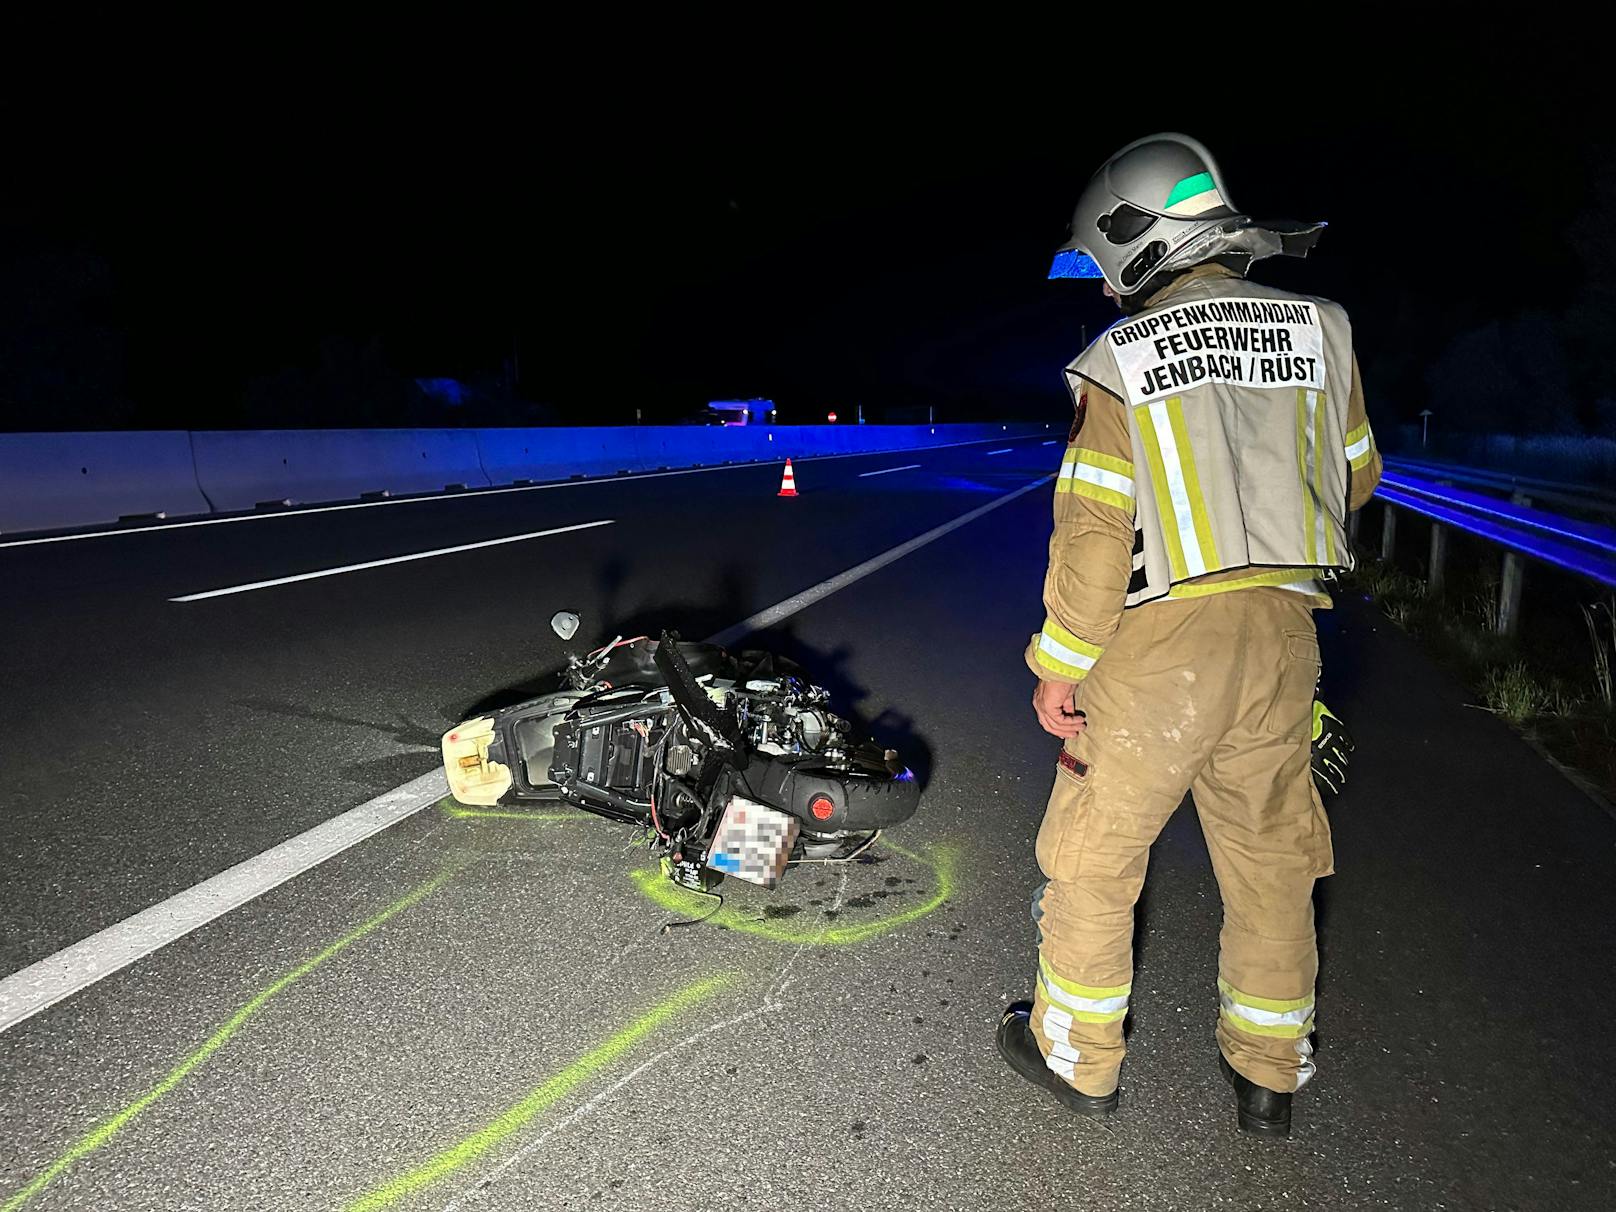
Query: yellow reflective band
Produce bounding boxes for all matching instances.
[1039,955,1130,1001]
[1347,422,1376,471]
[1165,397,1220,571]
[1314,391,1336,565]
[1218,978,1314,1014]
[1134,403,1189,581]
[1296,389,1318,565]
[1057,449,1136,512]
[1071,481,1135,512]
[1042,618,1104,661]
[1075,448,1134,479]
[1220,1007,1315,1039]
[1052,1004,1128,1024]
[1064,449,1136,513]
[1039,976,1128,1023]
[1054,449,1077,494]
[1166,570,1328,600]
[1036,630,1100,680]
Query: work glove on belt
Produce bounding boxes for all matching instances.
[1311,699,1353,798]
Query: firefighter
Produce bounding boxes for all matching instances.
[995,133,1382,1137]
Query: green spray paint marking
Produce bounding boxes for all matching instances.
[631,842,957,946]
[344,973,733,1211]
[438,797,577,823]
[0,870,454,1212]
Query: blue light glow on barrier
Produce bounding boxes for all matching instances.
[1375,483,1616,589]
[1380,471,1616,555]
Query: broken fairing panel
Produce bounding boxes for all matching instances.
[440,716,513,805]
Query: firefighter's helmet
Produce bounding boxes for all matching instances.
[1050,133,1325,299]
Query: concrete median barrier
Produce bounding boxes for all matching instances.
[190,429,492,511]
[476,427,647,483]
[1,422,1056,536]
[0,431,212,533]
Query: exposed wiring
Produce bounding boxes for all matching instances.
[660,883,724,931]
[587,635,651,660]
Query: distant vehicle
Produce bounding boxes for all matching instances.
[706,398,775,426]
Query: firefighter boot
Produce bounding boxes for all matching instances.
[995,1002,1119,1117]
[1219,1053,1292,1138]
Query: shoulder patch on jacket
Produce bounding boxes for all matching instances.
[1068,386,1088,444]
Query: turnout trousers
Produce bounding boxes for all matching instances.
[1030,587,1333,1096]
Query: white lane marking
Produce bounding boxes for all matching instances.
[705,473,1052,647]
[0,473,1048,1032]
[1042,440,1059,446]
[0,434,1040,550]
[986,448,1013,455]
[0,769,449,1034]
[170,520,615,602]
[857,463,922,478]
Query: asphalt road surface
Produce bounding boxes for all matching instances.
[3,434,1614,1211]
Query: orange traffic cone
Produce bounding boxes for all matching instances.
[777,459,799,497]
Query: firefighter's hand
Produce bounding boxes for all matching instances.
[1311,699,1354,797]
[1034,679,1088,739]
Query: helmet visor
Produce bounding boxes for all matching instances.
[1048,248,1104,280]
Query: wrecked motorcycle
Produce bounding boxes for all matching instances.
[442,616,921,891]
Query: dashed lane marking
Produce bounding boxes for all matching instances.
[706,473,1052,647]
[858,463,922,477]
[169,520,615,602]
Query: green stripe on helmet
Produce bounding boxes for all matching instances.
[1164,171,1215,210]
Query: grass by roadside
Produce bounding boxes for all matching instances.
[1343,552,1616,803]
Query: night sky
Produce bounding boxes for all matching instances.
[2,29,1608,434]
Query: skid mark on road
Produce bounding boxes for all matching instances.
[630,842,957,946]
[0,869,455,1212]
[344,974,735,1212]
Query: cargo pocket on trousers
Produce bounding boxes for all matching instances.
[1263,629,1322,739]
[1034,748,1095,882]
[1306,790,1336,877]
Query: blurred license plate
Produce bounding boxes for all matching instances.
[705,796,800,888]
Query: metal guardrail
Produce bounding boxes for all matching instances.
[1367,457,1616,635]
[1382,456,1616,517]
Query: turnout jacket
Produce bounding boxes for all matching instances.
[1027,264,1383,685]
